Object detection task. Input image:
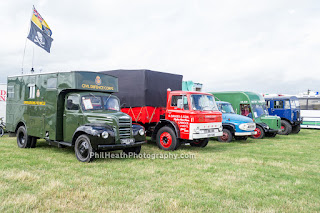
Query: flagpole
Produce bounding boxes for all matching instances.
[31,46,35,73]
[21,6,35,75]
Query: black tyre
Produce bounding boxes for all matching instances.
[190,138,209,147]
[0,127,3,137]
[30,137,37,148]
[156,126,179,151]
[17,126,31,148]
[234,136,248,141]
[279,120,292,135]
[217,129,233,142]
[123,146,141,155]
[291,124,301,134]
[74,135,95,162]
[251,126,265,139]
[266,132,277,137]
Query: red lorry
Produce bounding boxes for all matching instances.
[102,70,223,150]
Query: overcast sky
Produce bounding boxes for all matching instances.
[0,0,319,94]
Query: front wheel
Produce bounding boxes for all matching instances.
[291,124,301,134]
[217,129,233,142]
[0,127,3,137]
[74,135,95,162]
[279,120,292,135]
[190,138,209,147]
[251,126,265,139]
[156,126,179,151]
[123,146,141,155]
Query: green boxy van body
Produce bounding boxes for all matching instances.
[211,91,281,138]
[6,71,146,162]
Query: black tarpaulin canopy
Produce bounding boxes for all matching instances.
[100,70,183,107]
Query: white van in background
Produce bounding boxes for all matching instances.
[297,95,320,129]
[0,84,6,122]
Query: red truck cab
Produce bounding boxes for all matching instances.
[122,90,223,150]
[166,90,223,140]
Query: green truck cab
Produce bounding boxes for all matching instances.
[6,71,146,162]
[211,91,281,139]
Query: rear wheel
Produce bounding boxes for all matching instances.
[123,146,141,155]
[16,126,31,148]
[279,120,292,135]
[156,126,179,151]
[217,129,233,142]
[0,127,3,137]
[251,126,265,139]
[74,135,95,162]
[291,124,301,134]
[30,137,37,148]
[190,138,209,147]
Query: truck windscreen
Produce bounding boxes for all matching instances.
[219,103,235,113]
[191,94,218,111]
[81,95,120,111]
[252,104,268,118]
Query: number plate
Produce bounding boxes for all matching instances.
[121,138,135,144]
[207,133,217,137]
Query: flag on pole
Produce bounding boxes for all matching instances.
[27,6,53,53]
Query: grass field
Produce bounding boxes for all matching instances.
[0,129,319,212]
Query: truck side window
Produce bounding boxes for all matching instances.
[299,99,307,110]
[171,95,183,109]
[240,104,251,116]
[28,84,35,99]
[66,95,80,110]
[266,101,270,108]
[183,96,189,110]
[7,86,14,99]
[274,101,283,109]
[284,100,290,109]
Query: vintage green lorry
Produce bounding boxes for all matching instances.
[211,91,281,139]
[6,71,146,162]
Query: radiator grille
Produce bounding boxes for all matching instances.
[119,117,131,139]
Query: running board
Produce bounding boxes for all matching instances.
[46,140,72,148]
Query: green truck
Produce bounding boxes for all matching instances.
[6,71,146,162]
[211,91,281,139]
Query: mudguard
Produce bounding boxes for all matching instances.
[152,119,180,141]
[222,123,236,134]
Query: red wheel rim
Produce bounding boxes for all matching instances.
[220,131,229,141]
[281,125,285,131]
[253,127,261,138]
[160,132,172,148]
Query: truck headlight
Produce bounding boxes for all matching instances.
[239,123,256,131]
[239,123,248,130]
[101,131,109,139]
[139,129,145,136]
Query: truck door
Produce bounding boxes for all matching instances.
[272,100,289,119]
[63,94,82,142]
[166,95,190,139]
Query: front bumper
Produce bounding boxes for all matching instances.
[192,131,223,139]
[234,131,257,136]
[97,141,146,150]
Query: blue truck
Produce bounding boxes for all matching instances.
[216,101,256,142]
[265,96,302,135]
